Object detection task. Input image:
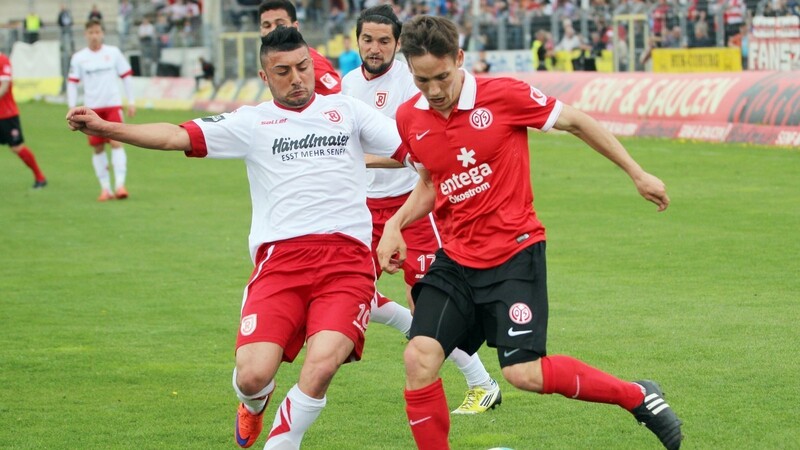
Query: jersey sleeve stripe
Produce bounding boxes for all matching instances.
[541,100,563,132]
[68,77,80,83]
[119,70,133,78]
[180,120,208,158]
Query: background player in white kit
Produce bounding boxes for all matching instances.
[67,19,135,201]
[67,27,405,450]
[341,5,501,415]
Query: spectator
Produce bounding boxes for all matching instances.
[531,29,554,70]
[337,35,361,75]
[119,0,134,50]
[138,17,157,75]
[57,4,74,52]
[661,25,685,48]
[555,24,584,52]
[728,23,749,68]
[195,56,215,88]
[721,0,746,45]
[88,4,103,22]
[471,50,492,74]
[690,20,715,47]
[24,11,42,44]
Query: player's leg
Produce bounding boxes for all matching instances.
[233,342,281,448]
[370,290,412,335]
[104,108,128,198]
[2,117,46,187]
[490,242,682,449]
[448,349,502,414]
[264,234,375,449]
[264,330,354,450]
[405,282,475,450]
[90,140,114,200]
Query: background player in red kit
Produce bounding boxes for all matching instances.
[0,51,47,189]
[377,15,683,450]
[258,0,341,95]
[67,19,136,201]
[342,4,501,415]
[67,27,403,450]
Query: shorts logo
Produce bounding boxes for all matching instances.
[509,302,532,324]
[322,110,342,123]
[375,91,388,109]
[240,314,257,336]
[469,108,493,130]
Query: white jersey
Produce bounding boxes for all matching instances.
[68,45,132,108]
[182,93,402,262]
[342,61,420,199]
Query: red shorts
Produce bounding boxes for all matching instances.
[369,194,442,307]
[88,107,123,146]
[236,234,376,363]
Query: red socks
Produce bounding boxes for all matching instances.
[17,146,46,181]
[405,378,450,450]
[540,355,644,411]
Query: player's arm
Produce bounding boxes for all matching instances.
[377,168,436,274]
[553,103,670,211]
[364,153,404,168]
[66,106,190,151]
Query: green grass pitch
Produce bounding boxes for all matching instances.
[1,102,798,449]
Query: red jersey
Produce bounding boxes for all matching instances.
[0,53,19,119]
[310,48,341,95]
[395,71,562,269]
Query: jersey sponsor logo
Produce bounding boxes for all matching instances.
[530,86,547,106]
[440,147,493,204]
[415,129,431,140]
[375,91,388,109]
[320,73,338,89]
[469,107,493,130]
[240,314,257,336]
[509,302,533,325]
[272,133,350,154]
[201,114,226,123]
[322,109,342,123]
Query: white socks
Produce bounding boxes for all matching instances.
[111,147,127,188]
[370,293,413,335]
[448,348,493,389]
[264,384,326,450]
[92,152,111,191]
[232,368,275,414]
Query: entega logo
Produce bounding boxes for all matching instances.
[440,147,493,204]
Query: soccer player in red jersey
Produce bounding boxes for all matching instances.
[342,4,502,415]
[68,27,404,449]
[67,19,136,201]
[0,51,47,189]
[377,15,683,450]
[258,0,341,95]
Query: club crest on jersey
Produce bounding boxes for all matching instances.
[240,314,257,336]
[322,110,342,123]
[375,91,388,109]
[530,86,547,106]
[509,302,533,324]
[469,108,493,130]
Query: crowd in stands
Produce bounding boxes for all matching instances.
[9,0,799,79]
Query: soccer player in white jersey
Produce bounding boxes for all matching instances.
[67,27,405,450]
[377,16,683,450]
[341,5,502,416]
[67,19,135,201]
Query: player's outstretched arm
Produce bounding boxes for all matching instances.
[66,107,191,152]
[553,103,670,212]
[377,169,436,273]
[364,153,405,168]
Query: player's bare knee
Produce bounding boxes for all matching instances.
[403,338,442,381]
[502,361,544,392]
[235,365,272,395]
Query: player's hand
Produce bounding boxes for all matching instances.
[376,226,407,275]
[126,104,136,118]
[66,107,103,134]
[634,171,670,212]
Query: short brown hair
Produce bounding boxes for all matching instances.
[85,18,104,30]
[399,15,460,61]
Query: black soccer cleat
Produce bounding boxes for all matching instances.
[632,380,683,450]
[32,179,47,189]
